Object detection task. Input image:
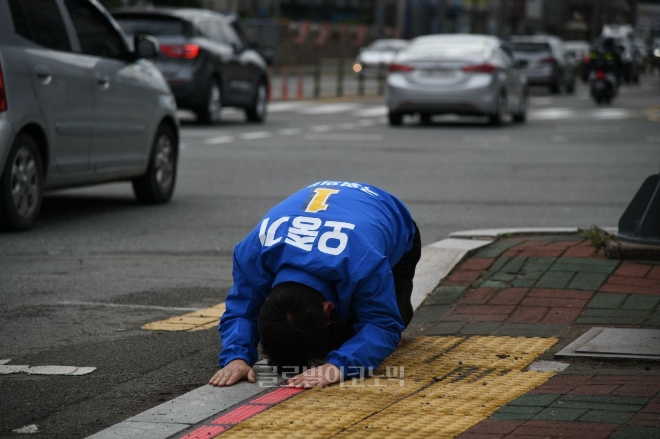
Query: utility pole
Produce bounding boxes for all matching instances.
[376,0,386,38]
[437,0,446,33]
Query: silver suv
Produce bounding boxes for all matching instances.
[0,0,179,231]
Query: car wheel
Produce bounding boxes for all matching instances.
[488,93,507,126]
[513,91,528,123]
[388,111,403,126]
[132,124,177,205]
[0,133,43,231]
[245,80,268,123]
[196,79,222,125]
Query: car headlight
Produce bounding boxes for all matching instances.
[353,63,363,73]
[654,48,660,57]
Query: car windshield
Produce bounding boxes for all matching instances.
[405,38,488,57]
[511,42,551,53]
[114,15,186,36]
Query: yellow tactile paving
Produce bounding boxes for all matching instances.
[216,335,557,439]
[141,303,225,331]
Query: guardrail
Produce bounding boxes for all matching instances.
[268,58,388,101]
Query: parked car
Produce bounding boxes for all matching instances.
[0,0,179,231]
[112,8,269,125]
[386,34,528,126]
[353,39,408,76]
[564,40,591,81]
[510,35,576,94]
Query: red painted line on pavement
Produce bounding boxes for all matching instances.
[250,387,305,405]
[179,425,226,438]
[210,403,270,425]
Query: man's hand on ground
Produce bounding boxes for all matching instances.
[208,359,256,387]
[285,363,342,388]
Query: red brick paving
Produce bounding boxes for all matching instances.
[448,270,483,283]
[615,262,653,278]
[528,375,592,394]
[490,288,529,305]
[649,266,660,280]
[543,241,582,251]
[459,288,496,305]
[630,412,660,427]
[528,289,594,300]
[461,258,496,271]
[517,249,566,258]
[508,306,548,324]
[521,297,589,308]
[459,420,522,435]
[508,421,619,439]
[563,244,597,258]
[540,307,583,324]
[600,283,660,295]
[444,313,510,322]
[453,304,516,315]
[568,384,621,395]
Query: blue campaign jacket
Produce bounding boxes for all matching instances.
[218,181,417,377]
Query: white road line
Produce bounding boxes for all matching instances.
[304,133,384,141]
[268,102,310,112]
[302,103,362,115]
[357,119,376,126]
[278,128,303,136]
[353,106,388,117]
[239,131,270,140]
[204,135,234,145]
[180,143,188,150]
[0,360,10,365]
[13,425,39,434]
[309,125,332,133]
[56,301,200,312]
[0,364,97,376]
[556,125,621,133]
[337,122,358,130]
[529,108,574,120]
[592,108,634,119]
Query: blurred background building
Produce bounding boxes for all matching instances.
[102,0,660,64]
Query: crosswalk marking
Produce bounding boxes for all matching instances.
[205,135,234,145]
[239,131,270,140]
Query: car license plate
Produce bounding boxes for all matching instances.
[420,69,455,78]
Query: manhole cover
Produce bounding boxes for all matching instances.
[556,327,660,360]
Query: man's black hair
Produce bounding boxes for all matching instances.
[258,282,329,370]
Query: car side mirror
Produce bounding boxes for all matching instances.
[134,34,159,59]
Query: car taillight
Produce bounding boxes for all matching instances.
[540,56,557,64]
[596,70,606,80]
[388,63,414,73]
[461,63,496,73]
[0,60,6,112]
[160,44,200,59]
[582,55,590,63]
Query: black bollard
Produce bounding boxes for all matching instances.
[337,58,344,98]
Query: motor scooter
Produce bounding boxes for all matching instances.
[589,68,618,105]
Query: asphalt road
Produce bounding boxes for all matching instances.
[1,76,659,438]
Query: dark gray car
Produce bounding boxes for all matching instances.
[0,0,179,231]
[511,35,576,94]
[113,8,269,125]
